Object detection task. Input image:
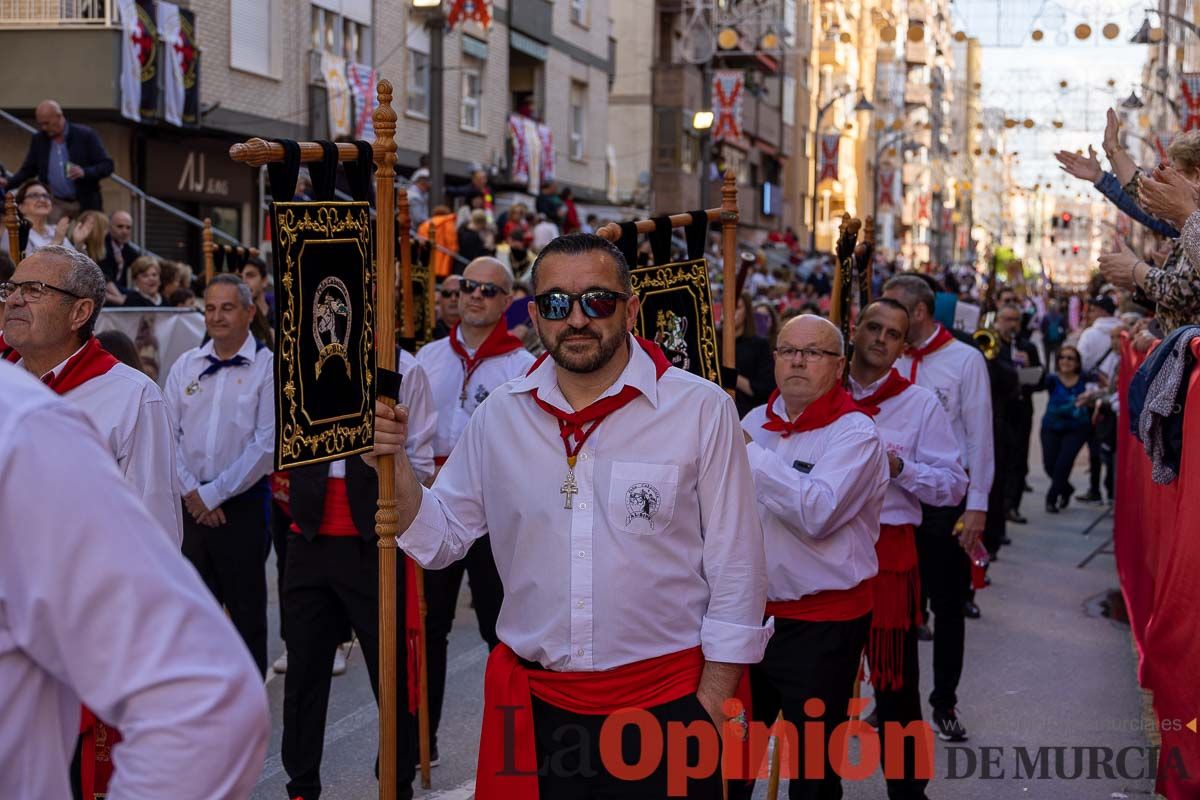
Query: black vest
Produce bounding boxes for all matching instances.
[288,456,380,542]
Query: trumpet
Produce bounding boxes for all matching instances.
[972,327,1001,360]
[973,310,1000,360]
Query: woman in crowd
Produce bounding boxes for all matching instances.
[69,210,108,262]
[729,291,776,418]
[122,256,164,307]
[1040,345,1093,513]
[14,180,72,255]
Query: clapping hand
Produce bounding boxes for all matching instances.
[1097,239,1140,290]
[1138,165,1200,228]
[1103,108,1121,156]
[1054,146,1102,183]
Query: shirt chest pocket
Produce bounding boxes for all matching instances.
[607,461,679,535]
[234,391,259,427]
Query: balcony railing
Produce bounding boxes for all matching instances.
[0,0,118,27]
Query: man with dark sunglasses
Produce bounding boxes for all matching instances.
[394,233,770,798]
[414,256,535,764]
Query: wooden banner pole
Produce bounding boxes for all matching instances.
[202,218,214,284]
[720,169,739,400]
[371,80,400,800]
[396,179,432,789]
[4,193,19,265]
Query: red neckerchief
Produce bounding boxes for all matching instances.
[904,324,953,381]
[0,331,19,363]
[528,337,671,465]
[41,337,119,394]
[854,368,913,416]
[448,321,525,402]
[761,383,867,437]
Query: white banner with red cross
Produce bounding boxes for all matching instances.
[447,0,491,30]
[877,167,896,209]
[818,134,840,182]
[712,70,744,142]
[1181,73,1200,131]
[916,193,931,223]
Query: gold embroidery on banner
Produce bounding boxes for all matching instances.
[274,203,376,468]
[630,258,720,384]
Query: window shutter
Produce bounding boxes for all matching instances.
[231,0,271,75]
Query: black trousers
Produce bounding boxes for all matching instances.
[424,535,503,744]
[873,627,930,800]
[731,613,872,800]
[1005,401,1034,513]
[1041,425,1091,506]
[916,501,969,713]
[984,424,1010,557]
[271,502,292,641]
[531,693,723,799]
[1087,424,1116,499]
[181,486,269,676]
[281,535,416,800]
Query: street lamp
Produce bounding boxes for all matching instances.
[412,0,445,206]
[810,88,873,252]
[692,111,714,130]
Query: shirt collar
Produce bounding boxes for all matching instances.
[915,323,943,350]
[39,341,88,382]
[848,371,889,400]
[510,334,661,412]
[200,332,256,362]
[454,325,477,356]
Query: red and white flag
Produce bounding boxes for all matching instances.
[713,70,744,142]
[818,134,840,182]
[1181,73,1200,131]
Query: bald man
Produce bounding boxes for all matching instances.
[99,210,140,291]
[414,255,535,761]
[3,100,114,217]
[734,315,888,800]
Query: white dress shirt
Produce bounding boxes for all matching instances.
[165,333,274,511]
[742,395,888,600]
[895,326,995,512]
[416,326,536,458]
[23,344,183,546]
[0,362,269,800]
[849,373,968,526]
[1077,315,1121,378]
[401,336,773,671]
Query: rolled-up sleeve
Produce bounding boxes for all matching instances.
[398,400,489,569]
[696,392,773,664]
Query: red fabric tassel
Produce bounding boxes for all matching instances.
[867,524,921,692]
[405,557,421,714]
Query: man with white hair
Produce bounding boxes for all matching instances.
[0,245,181,543]
[415,255,534,762]
[734,314,889,800]
[165,274,275,675]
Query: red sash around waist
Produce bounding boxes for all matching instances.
[288,478,358,536]
[475,644,704,800]
[766,579,874,622]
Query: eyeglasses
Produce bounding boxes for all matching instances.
[461,279,508,298]
[22,192,51,202]
[773,346,842,363]
[439,289,460,299]
[0,280,85,303]
[534,289,630,321]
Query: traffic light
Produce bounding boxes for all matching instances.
[1051,216,1059,229]
[1072,244,1080,255]
[1061,212,1072,229]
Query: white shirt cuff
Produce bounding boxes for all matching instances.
[396,486,451,569]
[966,487,990,512]
[197,481,224,512]
[700,614,775,664]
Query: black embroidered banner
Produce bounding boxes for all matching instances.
[271,201,376,469]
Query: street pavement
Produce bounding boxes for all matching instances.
[251,398,1158,800]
